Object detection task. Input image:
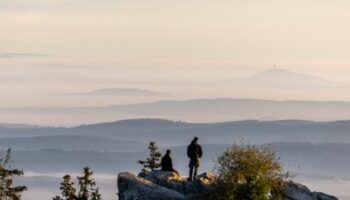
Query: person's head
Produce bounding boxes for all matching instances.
[166,149,171,156]
[192,137,198,144]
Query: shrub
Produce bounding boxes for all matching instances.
[210,144,290,200]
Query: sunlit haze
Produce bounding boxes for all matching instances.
[1,0,350,109]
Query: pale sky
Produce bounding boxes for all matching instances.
[1,0,349,60]
[1,0,350,107]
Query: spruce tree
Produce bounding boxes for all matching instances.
[0,148,27,200]
[138,141,162,172]
[60,175,76,200]
[53,167,101,200]
[91,188,101,200]
[77,167,96,200]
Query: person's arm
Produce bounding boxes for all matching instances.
[173,169,180,176]
[198,145,203,158]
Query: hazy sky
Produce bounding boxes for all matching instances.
[1,0,350,107]
[1,0,349,60]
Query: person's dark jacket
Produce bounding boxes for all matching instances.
[161,154,174,172]
[187,142,202,166]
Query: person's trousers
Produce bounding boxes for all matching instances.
[189,165,198,180]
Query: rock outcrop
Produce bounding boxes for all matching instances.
[118,170,338,200]
[118,170,215,200]
[283,181,338,200]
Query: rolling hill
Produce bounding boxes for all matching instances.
[0,135,145,152]
[4,99,350,125]
[2,119,350,146]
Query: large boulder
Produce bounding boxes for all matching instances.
[118,172,186,200]
[283,181,338,200]
[118,171,338,200]
[118,170,215,200]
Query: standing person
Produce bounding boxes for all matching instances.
[187,137,202,181]
[161,149,179,175]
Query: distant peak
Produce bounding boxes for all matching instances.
[65,87,166,96]
[257,68,293,75]
[267,68,289,72]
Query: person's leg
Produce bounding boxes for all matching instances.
[173,169,180,176]
[193,165,198,180]
[188,165,193,181]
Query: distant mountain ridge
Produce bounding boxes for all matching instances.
[223,68,339,88]
[2,118,350,146]
[66,87,165,96]
[3,98,350,125]
[0,135,145,152]
[0,123,38,129]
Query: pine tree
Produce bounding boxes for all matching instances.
[77,167,96,200]
[0,148,27,200]
[60,175,76,200]
[138,141,162,172]
[53,167,101,200]
[91,188,101,200]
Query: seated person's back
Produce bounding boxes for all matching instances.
[161,150,179,175]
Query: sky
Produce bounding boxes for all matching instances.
[1,0,350,107]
